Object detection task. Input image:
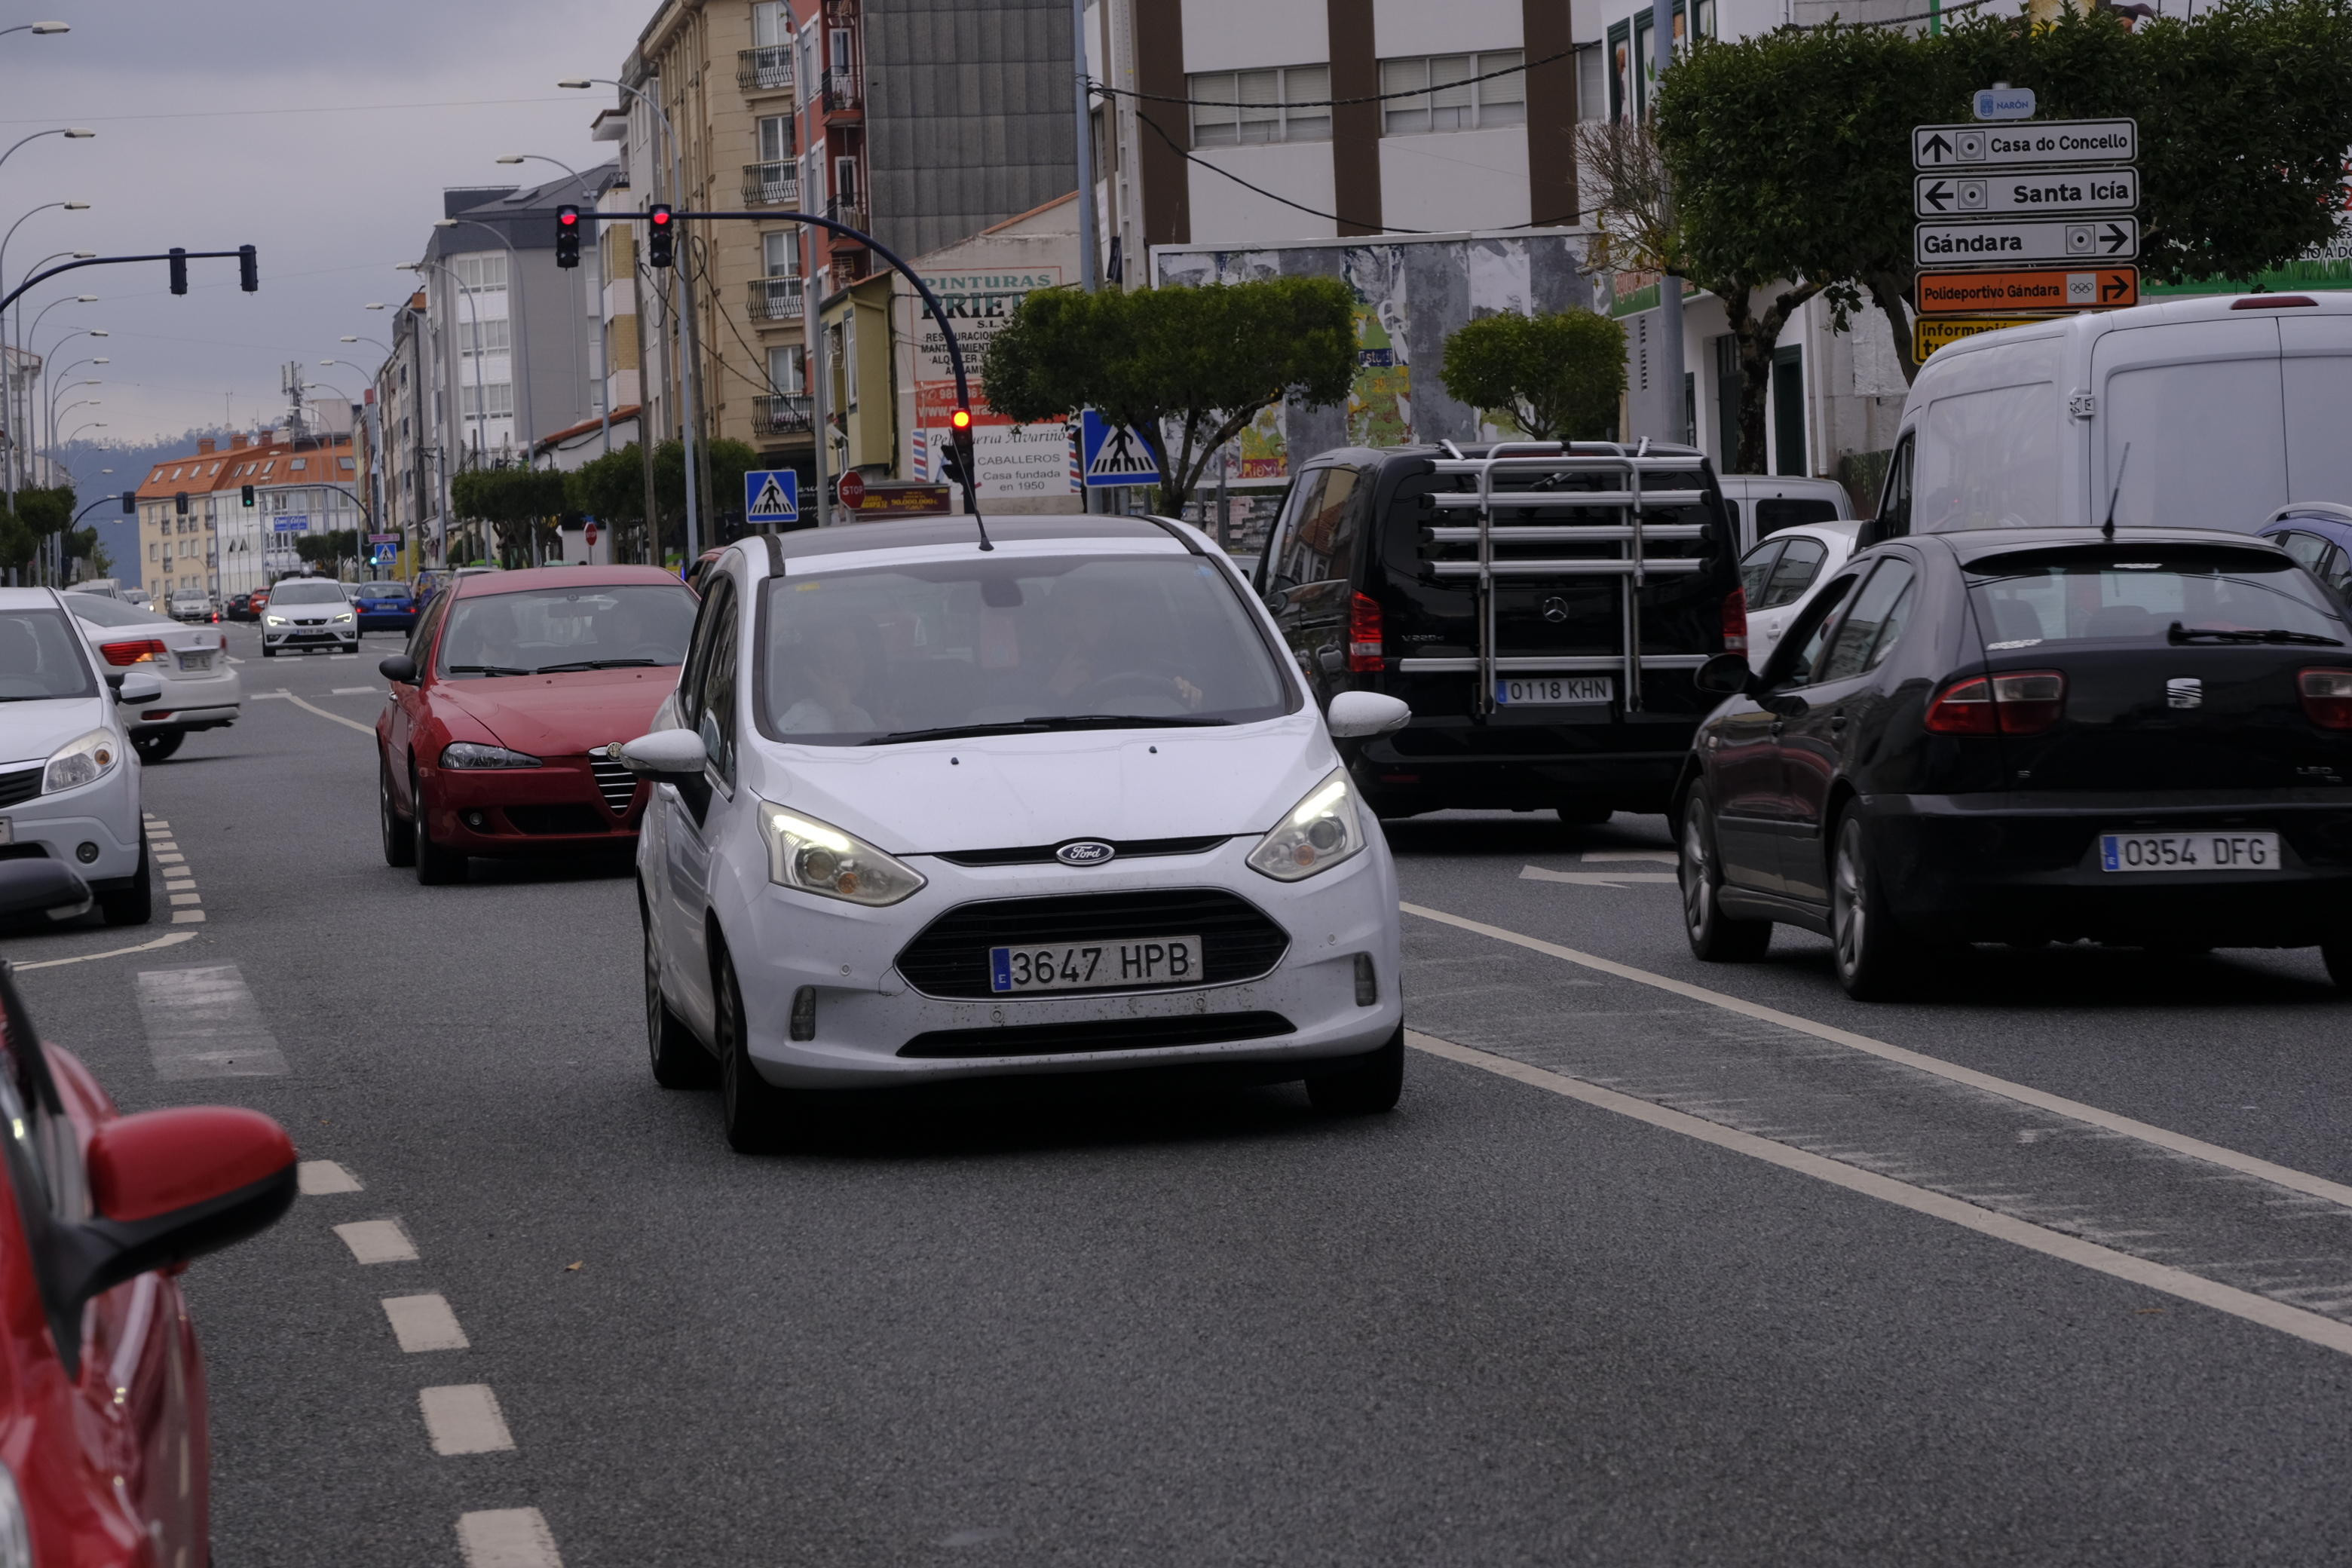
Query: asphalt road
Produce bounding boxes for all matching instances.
[16,621,2352,1566]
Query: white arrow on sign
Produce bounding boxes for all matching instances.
[1915,216,2139,267]
[1915,167,2137,219]
[1913,118,2136,170]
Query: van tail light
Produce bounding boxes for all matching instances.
[2298,667,2352,729]
[1348,592,1385,672]
[1925,669,2066,735]
[100,639,167,666]
[1722,588,1749,654]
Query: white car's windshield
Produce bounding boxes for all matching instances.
[758,554,1297,745]
[438,585,697,677]
[0,608,100,702]
[269,582,345,606]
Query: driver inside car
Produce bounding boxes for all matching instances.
[1037,582,1205,713]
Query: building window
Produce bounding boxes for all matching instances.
[798,20,819,107]
[1379,52,1527,135]
[842,313,857,407]
[752,1,789,47]
[1187,66,1332,146]
[767,345,805,397]
[762,229,800,280]
[459,318,513,356]
[835,155,860,210]
[459,381,516,418]
[828,26,851,73]
[758,114,795,163]
[452,253,508,292]
[1606,3,1712,121]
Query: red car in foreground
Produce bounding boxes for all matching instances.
[375,565,699,884]
[0,860,296,1566]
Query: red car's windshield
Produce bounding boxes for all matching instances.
[438,584,696,678]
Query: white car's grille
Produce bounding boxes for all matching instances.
[588,758,638,813]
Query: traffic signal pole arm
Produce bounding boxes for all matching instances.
[0,245,259,314]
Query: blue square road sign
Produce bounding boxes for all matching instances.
[745,468,801,525]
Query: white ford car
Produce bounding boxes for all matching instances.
[621,519,1410,1152]
[65,590,240,762]
[0,587,160,925]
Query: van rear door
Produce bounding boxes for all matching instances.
[2093,317,2284,531]
[2281,314,2352,508]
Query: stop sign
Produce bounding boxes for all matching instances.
[836,470,866,510]
[584,522,599,547]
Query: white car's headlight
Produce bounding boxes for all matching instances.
[332,611,355,623]
[439,741,543,769]
[757,801,925,906]
[0,1459,29,1568]
[43,727,120,795]
[1247,767,1367,881]
[264,614,286,626]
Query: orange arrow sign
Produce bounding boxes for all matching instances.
[1916,266,2138,315]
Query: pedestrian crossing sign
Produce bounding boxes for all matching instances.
[1080,409,1162,489]
[745,468,800,524]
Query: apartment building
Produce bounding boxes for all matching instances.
[135,442,224,602]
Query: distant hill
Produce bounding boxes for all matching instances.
[49,427,268,590]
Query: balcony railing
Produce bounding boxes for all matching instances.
[754,394,814,436]
[822,70,861,115]
[825,200,868,239]
[742,162,801,207]
[737,46,795,94]
[747,276,805,322]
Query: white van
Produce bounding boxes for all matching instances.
[1873,292,2352,535]
[1715,473,1853,553]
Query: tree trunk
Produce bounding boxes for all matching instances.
[1717,280,1822,476]
[1864,272,1920,387]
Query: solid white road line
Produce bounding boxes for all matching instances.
[1519,865,1678,887]
[250,692,289,700]
[457,1508,562,1568]
[1402,901,2352,1214]
[276,688,375,735]
[296,1159,362,1195]
[12,930,198,971]
[333,1218,418,1265]
[1584,850,1680,864]
[421,1384,516,1456]
[1409,1028,2352,1361]
[133,965,288,1078]
[381,1293,470,1352]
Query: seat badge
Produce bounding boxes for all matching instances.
[1055,841,1116,866]
[2166,677,2202,709]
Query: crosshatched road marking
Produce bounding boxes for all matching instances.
[382,1293,469,1352]
[421,1384,516,1455]
[457,1508,562,1568]
[334,1218,418,1264]
[133,965,287,1078]
[297,1160,362,1196]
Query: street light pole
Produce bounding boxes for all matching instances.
[400,257,490,563]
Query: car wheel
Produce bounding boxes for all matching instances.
[2321,931,2352,991]
[1680,788,1771,962]
[1305,1022,1404,1115]
[97,835,152,927]
[379,758,415,868]
[645,902,716,1089]
[260,645,277,658]
[410,764,467,885]
[1831,812,1922,1000]
[131,730,183,764]
[715,946,798,1153]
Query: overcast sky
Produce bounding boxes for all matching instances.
[2,0,648,449]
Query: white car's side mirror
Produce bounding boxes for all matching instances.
[1325,691,1410,738]
[608,728,708,779]
[111,671,165,706]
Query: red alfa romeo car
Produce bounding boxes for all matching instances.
[375,565,699,884]
[0,859,296,1565]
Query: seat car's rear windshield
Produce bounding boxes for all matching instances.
[758,553,1299,745]
[65,593,171,629]
[438,585,697,677]
[1966,547,2344,647]
[268,581,347,605]
[0,608,98,701]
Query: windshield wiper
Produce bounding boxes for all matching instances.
[858,715,1234,746]
[446,663,534,676]
[2167,622,2344,647]
[530,658,663,673]
[860,721,1057,745]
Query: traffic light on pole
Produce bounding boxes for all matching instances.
[238,243,258,292]
[555,205,580,269]
[167,247,188,296]
[947,406,976,488]
[240,484,256,507]
[646,204,674,268]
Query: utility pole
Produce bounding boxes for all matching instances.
[1652,0,1686,446]
[1071,0,1100,516]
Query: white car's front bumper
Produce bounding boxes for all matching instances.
[0,755,141,884]
[263,623,358,651]
[712,838,1403,1089]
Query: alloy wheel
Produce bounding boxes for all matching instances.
[1681,811,1711,939]
[1833,823,1867,979]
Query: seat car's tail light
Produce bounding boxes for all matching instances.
[1722,589,1749,654]
[2299,667,2352,729]
[100,639,166,666]
[1348,593,1384,672]
[1925,670,2066,735]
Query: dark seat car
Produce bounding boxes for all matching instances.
[2259,503,2352,604]
[1674,526,2352,997]
[225,593,256,622]
[1254,442,1744,822]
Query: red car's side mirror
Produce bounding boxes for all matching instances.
[51,1108,297,1313]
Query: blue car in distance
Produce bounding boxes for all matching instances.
[351,580,418,633]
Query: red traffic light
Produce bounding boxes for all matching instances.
[950,408,972,430]
[649,205,672,226]
[558,208,578,227]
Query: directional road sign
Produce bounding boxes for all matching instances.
[744,467,799,525]
[1913,316,2041,362]
[1916,266,2139,316]
[1915,216,2138,267]
[1915,168,2137,219]
[1913,118,2137,170]
[1080,409,1162,489]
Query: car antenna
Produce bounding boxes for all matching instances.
[2102,444,2132,538]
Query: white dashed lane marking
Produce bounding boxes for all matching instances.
[381,1293,470,1352]
[334,1218,419,1265]
[457,1508,563,1567]
[133,965,288,1078]
[297,1160,363,1195]
[421,1384,516,1455]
